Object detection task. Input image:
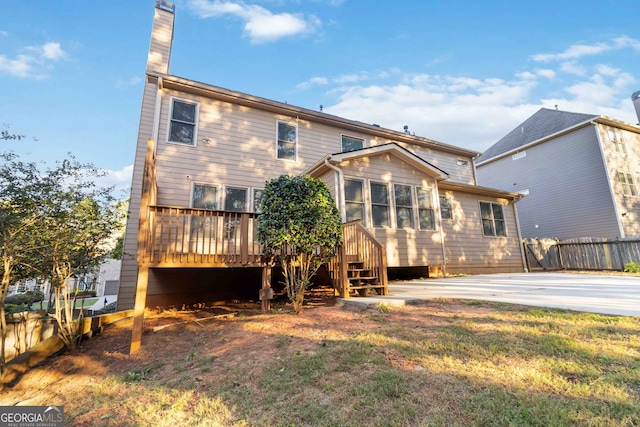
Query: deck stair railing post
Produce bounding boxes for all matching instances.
[331,220,388,298]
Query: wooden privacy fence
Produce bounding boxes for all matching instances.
[523,237,640,271]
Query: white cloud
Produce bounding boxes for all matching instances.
[531,37,640,62]
[187,0,320,44]
[94,165,134,195]
[297,76,328,89]
[0,41,67,78]
[115,76,142,88]
[319,34,638,153]
[535,69,556,79]
[560,61,587,76]
[40,42,66,60]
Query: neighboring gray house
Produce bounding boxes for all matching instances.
[476,107,640,240]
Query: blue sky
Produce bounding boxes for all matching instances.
[1,0,639,194]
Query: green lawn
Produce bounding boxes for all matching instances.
[6,299,640,426]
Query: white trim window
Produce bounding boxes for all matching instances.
[370,182,391,228]
[609,129,627,155]
[344,178,365,223]
[191,183,219,241]
[439,195,452,220]
[394,184,414,229]
[618,172,638,196]
[341,135,364,152]
[417,188,435,230]
[192,183,219,210]
[277,121,297,161]
[252,188,264,213]
[169,98,198,145]
[480,201,507,237]
[224,187,249,212]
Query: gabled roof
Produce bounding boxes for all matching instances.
[476,108,598,164]
[305,142,449,180]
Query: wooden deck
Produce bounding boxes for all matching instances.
[140,206,262,267]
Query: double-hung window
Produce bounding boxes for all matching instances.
[370,182,390,228]
[609,129,627,154]
[192,184,218,210]
[252,189,264,213]
[417,188,435,230]
[277,121,297,160]
[439,196,452,220]
[618,172,638,196]
[344,179,365,223]
[191,184,218,242]
[224,187,248,240]
[169,99,197,145]
[394,184,414,229]
[480,202,506,237]
[341,135,364,152]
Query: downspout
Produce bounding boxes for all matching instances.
[592,121,625,238]
[512,197,528,273]
[324,158,346,222]
[471,153,480,185]
[435,178,447,277]
[152,77,163,156]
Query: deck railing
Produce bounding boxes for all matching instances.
[327,220,388,298]
[140,206,262,267]
[139,209,388,296]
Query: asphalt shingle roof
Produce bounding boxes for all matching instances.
[476,108,598,163]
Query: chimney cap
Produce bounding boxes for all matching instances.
[156,0,175,13]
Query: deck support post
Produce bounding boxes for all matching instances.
[260,266,272,313]
[130,265,150,354]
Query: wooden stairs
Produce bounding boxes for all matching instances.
[346,259,385,296]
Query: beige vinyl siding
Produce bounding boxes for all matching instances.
[394,142,476,185]
[339,153,443,267]
[118,80,159,309]
[596,123,640,237]
[477,125,620,240]
[440,190,524,274]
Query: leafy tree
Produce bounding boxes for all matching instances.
[257,175,342,314]
[1,153,124,375]
[1,124,25,141]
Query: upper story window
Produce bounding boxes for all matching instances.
[416,188,435,230]
[439,196,452,220]
[192,184,218,210]
[456,159,469,166]
[370,182,391,228]
[394,184,414,229]
[609,129,627,154]
[277,121,297,161]
[341,135,364,152]
[169,99,198,145]
[512,151,526,161]
[618,172,638,196]
[345,179,365,223]
[480,201,506,237]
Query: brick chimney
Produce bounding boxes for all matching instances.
[147,0,175,75]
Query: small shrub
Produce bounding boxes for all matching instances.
[624,261,639,273]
